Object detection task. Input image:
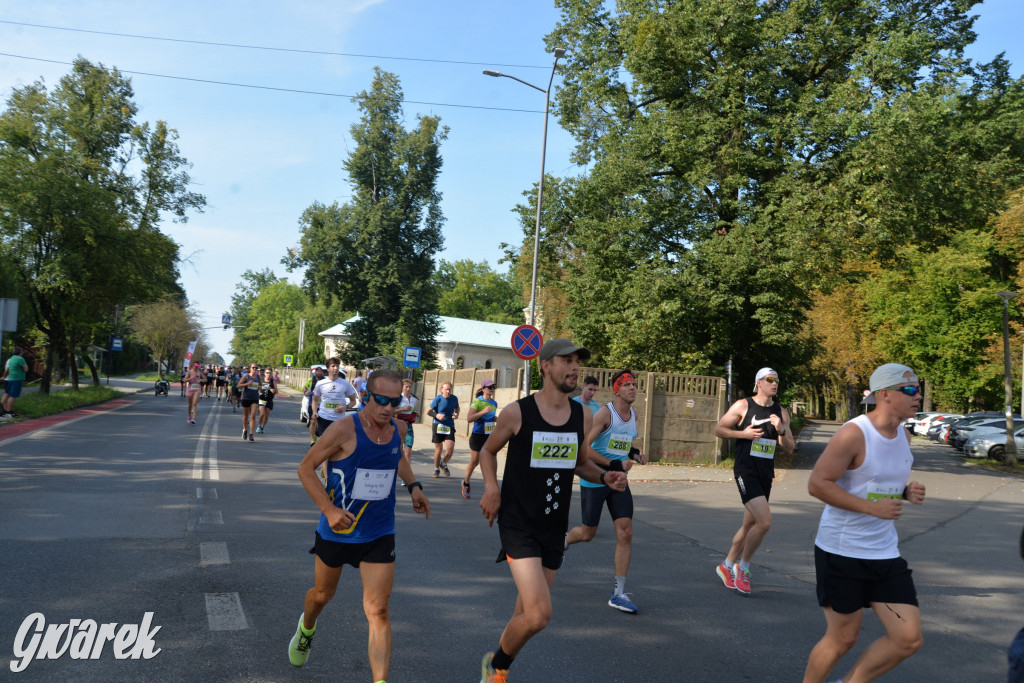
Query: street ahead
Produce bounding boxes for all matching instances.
[0,388,1021,681]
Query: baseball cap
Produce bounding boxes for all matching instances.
[869,363,918,393]
[538,338,591,362]
[481,379,496,388]
[753,367,778,390]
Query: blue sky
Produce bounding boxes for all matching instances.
[1,1,1021,358]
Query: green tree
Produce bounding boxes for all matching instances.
[228,268,280,361]
[127,297,206,378]
[285,69,446,365]
[533,0,1024,381]
[433,259,522,324]
[0,57,204,392]
[242,281,307,367]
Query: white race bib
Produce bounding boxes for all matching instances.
[484,422,495,434]
[606,433,632,456]
[750,438,776,459]
[324,402,340,410]
[258,399,267,406]
[530,431,578,469]
[436,424,451,434]
[866,483,902,502]
[352,468,396,501]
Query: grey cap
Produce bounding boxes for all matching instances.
[538,338,592,362]
[753,366,778,390]
[869,363,918,393]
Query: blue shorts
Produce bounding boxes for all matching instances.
[404,424,414,449]
[4,380,23,398]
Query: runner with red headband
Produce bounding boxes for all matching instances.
[713,366,795,595]
[565,369,647,613]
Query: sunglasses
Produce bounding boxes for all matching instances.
[762,377,778,384]
[366,390,403,407]
[884,385,921,397]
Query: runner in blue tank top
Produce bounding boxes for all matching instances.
[477,339,628,682]
[288,369,430,681]
[565,369,648,614]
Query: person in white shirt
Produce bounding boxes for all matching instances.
[309,358,357,446]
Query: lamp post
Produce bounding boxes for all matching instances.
[997,291,1018,466]
[484,47,566,397]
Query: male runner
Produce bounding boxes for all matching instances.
[572,375,600,415]
[565,369,648,613]
[288,369,430,682]
[428,382,459,478]
[803,363,926,683]
[309,358,357,446]
[714,367,795,595]
[478,338,628,682]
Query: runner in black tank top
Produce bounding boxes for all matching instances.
[713,367,795,596]
[476,338,628,682]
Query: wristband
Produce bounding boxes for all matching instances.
[628,447,641,462]
[406,481,423,494]
[599,471,607,486]
[901,487,908,500]
[608,459,625,472]
[777,430,786,437]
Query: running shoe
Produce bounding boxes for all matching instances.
[257,426,263,434]
[461,480,471,499]
[735,566,751,595]
[288,614,315,667]
[716,561,736,590]
[249,433,255,442]
[441,463,451,477]
[242,430,247,440]
[190,419,196,425]
[608,592,638,614]
[432,467,440,478]
[479,652,508,683]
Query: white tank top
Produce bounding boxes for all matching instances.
[814,414,914,559]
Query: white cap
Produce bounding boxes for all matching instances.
[754,367,777,390]
[869,363,918,393]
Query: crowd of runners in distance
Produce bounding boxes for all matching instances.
[179,362,279,438]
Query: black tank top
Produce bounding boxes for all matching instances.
[500,394,584,532]
[733,397,783,479]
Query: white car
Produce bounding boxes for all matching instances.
[913,413,953,436]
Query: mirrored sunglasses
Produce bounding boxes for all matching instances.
[367,390,402,407]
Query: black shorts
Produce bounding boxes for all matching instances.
[469,431,490,452]
[259,396,274,411]
[231,387,241,397]
[316,415,343,437]
[580,484,634,527]
[735,473,772,504]
[814,545,918,614]
[432,423,455,443]
[241,398,257,408]
[216,380,226,387]
[497,523,565,571]
[311,532,395,568]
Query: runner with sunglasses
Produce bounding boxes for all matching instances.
[257,367,278,434]
[239,363,261,441]
[803,364,926,683]
[713,366,795,595]
[288,369,430,680]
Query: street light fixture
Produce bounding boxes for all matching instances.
[997,291,1018,466]
[484,47,566,397]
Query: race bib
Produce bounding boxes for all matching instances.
[484,422,495,434]
[258,399,267,406]
[189,383,199,390]
[352,468,396,501]
[436,424,451,434]
[866,483,902,501]
[750,438,777,459]
[607,433,632,456]
[530,431,578,469]
[324,402,340,410]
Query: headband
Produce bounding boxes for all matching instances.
[613,372,636,394]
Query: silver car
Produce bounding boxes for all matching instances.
[963,428,1024,460]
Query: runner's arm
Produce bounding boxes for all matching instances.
[297,420,357,529]
[395,424,430,519]
[714,399,760,440]
[809,423,903,520]
[583,405,614,468]
[478,402,521,526]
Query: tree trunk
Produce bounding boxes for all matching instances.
[66,341,80,390]
[80,346,100,385]
[41,344,59,395]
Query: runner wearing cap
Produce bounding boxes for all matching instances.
[803,363,926,683]
[713,366,795,595]
[462,378,499,499]
[565,369,648,613]
[478,338,628,683]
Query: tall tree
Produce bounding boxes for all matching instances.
[127,297,206,378]
[285,69,446,365]
[433,259,523,324]
[0,57,204,392]
[533,0,1024,381]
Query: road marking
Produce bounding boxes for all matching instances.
[208,408,221,481]
[204,593,247,631]
[200,542,230,566]
[199,510,223,525]
[192,404,222,480]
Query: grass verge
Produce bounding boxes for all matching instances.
[5,386,125,420]
[956,456,1024,477]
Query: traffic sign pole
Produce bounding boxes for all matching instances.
[511,325,543,397]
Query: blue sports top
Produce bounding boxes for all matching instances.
[471,397,499,434]
[316,416,402,544]
[581,402,637,489]
[430,394,459,429]
[572,395,600,415]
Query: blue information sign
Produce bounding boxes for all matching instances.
[511,325,543,360]
[403,346,422,368]
[111,337,124,351]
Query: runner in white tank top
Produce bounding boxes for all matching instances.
[804,363,927,683]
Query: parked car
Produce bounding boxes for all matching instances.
[904,412,940,432]
[926,414,964,440]
[951,419,1024,450]
[946,414,1021,445]
[963,428,1024,460]
[914,412,957,436]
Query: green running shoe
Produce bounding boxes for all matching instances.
[288,614,316,667]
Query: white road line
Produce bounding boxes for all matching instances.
[204,593,248,631]
[199,542,230,566]
[199,510,224,525]
[191,406,217,480]
[208,408,221,481]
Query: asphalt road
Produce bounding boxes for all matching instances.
[0,390,1021,681]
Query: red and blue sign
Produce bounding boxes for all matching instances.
[511,325,543,360]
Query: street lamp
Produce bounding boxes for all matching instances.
[484,47,566,397]
[997,291,1018,466]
